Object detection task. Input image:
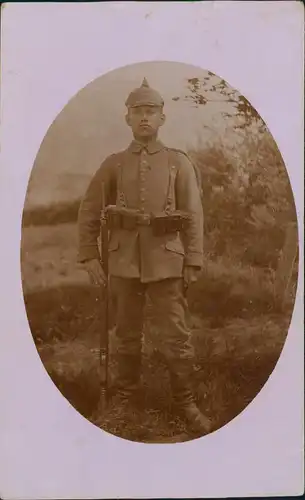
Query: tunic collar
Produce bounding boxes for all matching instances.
[128,139,165,154]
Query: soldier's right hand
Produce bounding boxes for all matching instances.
[83,259,107,287]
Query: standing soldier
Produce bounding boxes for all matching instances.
[77,78,212,436]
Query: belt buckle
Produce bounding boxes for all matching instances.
[137,213,151,226]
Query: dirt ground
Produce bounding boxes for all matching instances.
[24,283,290,443]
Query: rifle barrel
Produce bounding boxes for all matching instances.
[99,181,110,407]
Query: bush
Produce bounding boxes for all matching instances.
[189,129,297,269]
[22,200,80,227]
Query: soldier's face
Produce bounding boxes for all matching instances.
[126,106,165,137]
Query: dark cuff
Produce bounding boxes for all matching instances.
[77,245,100,263]
[184,252,203,268]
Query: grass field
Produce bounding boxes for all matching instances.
[20,221,296,442]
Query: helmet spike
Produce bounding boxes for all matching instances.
[141,77,149,88]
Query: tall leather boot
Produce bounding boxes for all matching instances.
[169,360,212,436]
[112,353,142,409]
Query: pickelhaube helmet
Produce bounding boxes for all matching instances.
[125,78,164,108]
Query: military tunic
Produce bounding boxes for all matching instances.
[77,139,204,282]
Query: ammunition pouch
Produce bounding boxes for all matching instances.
[151,211,191,236]
[105,205,190,236]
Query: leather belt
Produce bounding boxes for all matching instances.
[105,206,190,234]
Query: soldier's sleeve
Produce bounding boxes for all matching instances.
[77,154,116,263]
[175,153,204,268]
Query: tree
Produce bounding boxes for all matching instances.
[172,72,266,131]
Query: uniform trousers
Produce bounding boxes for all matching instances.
[110,276,195,406]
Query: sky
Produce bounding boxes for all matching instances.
[25,61,251,209]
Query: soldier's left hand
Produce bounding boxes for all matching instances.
[183,266,201,288]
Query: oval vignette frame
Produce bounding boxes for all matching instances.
[20,61,299,444]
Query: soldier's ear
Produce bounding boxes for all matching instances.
[125,112,131,127]
[159,112,166,127]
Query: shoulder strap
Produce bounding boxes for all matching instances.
[111,151,128,208]
[164,159,178,213]
[167,148,203,201]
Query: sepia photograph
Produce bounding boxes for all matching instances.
[1,2,304,498]
[20,60,299,444]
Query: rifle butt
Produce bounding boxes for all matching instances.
[99,346,109,411]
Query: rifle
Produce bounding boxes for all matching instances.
[98,181,110,411]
